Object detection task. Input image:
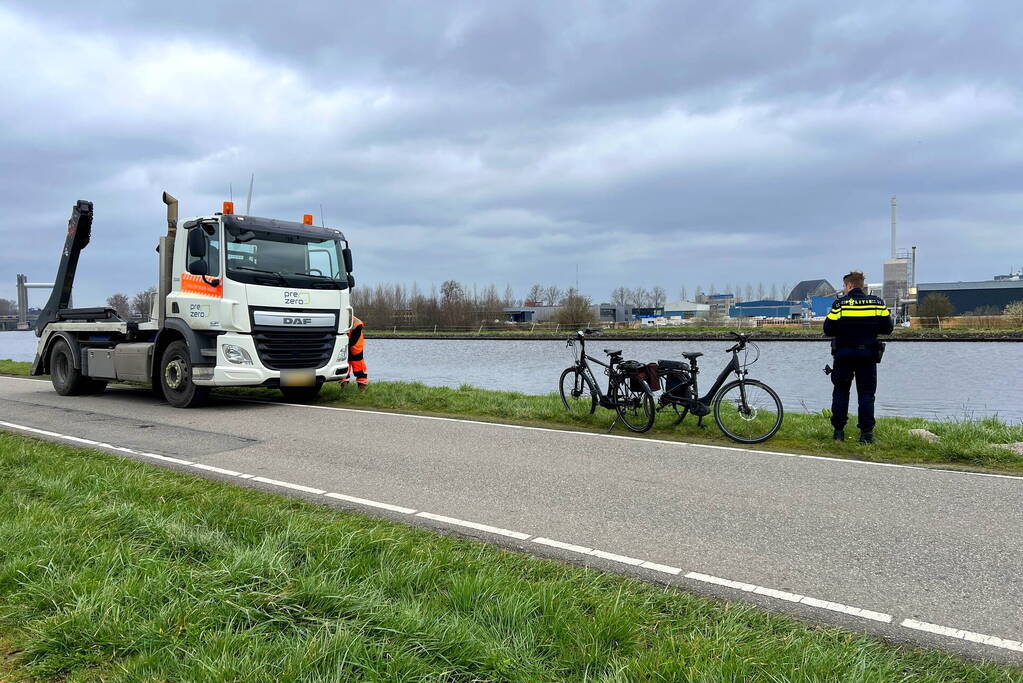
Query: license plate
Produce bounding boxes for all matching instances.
[281,369,316,387]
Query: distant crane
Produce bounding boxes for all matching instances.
[14,274,57,329]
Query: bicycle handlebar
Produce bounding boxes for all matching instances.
[725,331,749,353]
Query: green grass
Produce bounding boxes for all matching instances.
[4,357,1023,475]
[0,433,1019,681]
[0,359,29,376]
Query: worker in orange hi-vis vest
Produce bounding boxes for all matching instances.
[341,316,368,390]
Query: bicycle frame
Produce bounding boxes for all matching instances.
[691,350,745,405]
[570,335,617,403]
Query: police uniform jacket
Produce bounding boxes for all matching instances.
[823,288,894,358]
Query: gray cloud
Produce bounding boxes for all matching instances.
[2,1,1022,309]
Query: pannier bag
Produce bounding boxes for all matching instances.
[657,359,693,400]
[620,360,660,392]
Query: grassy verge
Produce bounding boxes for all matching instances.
[4,357,1023,474]
[0,433,1019,680]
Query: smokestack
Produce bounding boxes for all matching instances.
[890,195,897,259]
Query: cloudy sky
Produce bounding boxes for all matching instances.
[2,1,1021,306]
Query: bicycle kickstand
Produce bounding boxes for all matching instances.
[607,414,621,433]
[697,415,705,428]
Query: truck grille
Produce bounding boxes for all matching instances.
[252,329,336,370]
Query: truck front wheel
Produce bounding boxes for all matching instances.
[50,338,106,396]
[160,341,210,408]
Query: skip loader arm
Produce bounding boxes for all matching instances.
[33,200,94,337]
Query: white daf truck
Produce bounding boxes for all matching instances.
[31,194,355,407]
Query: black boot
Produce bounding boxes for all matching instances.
[859,431,875,444]
[833,428,845,441]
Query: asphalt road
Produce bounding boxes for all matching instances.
[1,374,1021,664]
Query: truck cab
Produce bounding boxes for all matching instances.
[32,196,356,408]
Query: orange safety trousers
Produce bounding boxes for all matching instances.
[344,316,367,385]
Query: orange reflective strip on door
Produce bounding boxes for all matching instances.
[180,273,223,298]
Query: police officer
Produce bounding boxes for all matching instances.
[823,270,893,443]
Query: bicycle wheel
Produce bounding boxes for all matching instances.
[712,379,783,444]
[611,377,656,433]
[559,367,597,415]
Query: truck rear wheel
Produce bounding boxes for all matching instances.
[50,338,106,396]
[160,341,210,408]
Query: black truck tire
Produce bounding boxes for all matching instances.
[159,340,210,408]
[49,338,106,395]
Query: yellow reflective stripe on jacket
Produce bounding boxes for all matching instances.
[829,302,891,319]
[840,308,889,317]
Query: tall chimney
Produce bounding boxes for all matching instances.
[890,195,897,259]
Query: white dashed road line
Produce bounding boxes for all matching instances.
[0,415,1019,656]
[902,619,1023,653]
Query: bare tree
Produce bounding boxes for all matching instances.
[780,282,790,301]
[610,287,629,307]
[106,293,131,319]
[526,284,544,306]
[678,286,687,302]
[555,288,594,325]
[757,281,765,299]
[769,283,779,300]
[709,282,716,295]
[544,286,564,307]
[744,283,753,301]
[0,298,15,315]
[651,286,667,307]
[131,286,157,320]
[502,284,516,307]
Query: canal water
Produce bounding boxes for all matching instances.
[2,331,1020,422]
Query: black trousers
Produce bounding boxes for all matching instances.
[830,357,878,431]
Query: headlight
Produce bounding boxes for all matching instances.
[223,344,253,365]
[335,345,347,362]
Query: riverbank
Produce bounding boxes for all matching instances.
[1,432,1018,680]
[367,327,1023,341]
[4,359,1022,474]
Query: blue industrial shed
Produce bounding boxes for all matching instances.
[811,296,837,317]
[729,300,809,318]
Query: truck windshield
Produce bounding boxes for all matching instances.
[225,230,346,289]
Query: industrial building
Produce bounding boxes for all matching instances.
[787,279,836,302]
[664,301,710,320]
[503,305,562,323]
[696,293,736,318]
[917,277,1023,314]
[729,300,809,319]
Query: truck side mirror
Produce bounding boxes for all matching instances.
[187,259,208,276]
[347,274,355,289]
[342,247,353,274]
[187,228,207,258]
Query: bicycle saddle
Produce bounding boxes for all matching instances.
[604,349,622,357]
[681,351,703,360]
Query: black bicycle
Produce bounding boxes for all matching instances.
[559,329,657,433]
[654,332,783,444]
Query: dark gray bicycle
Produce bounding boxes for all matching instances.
[559,329,657,433]
[654,332,783,444]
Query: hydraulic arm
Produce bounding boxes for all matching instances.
[34,200,94,336]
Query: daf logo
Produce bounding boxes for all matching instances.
[283,317,313,325]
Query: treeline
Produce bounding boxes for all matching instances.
[608,282,793,308]
[105,287,157,320]
[351,281,594,328]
